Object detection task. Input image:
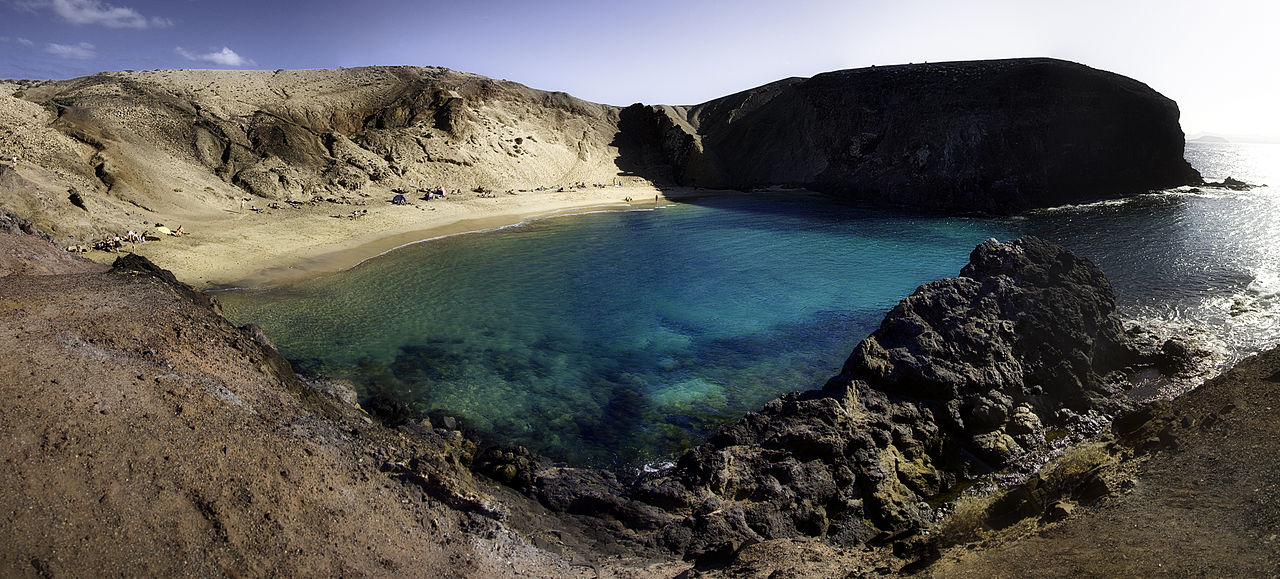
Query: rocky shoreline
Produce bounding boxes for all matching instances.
[2,58,1269,575]
[5,209,1278,575]
[470,236,1205,566]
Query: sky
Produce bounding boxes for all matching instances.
[1,0,1277,140]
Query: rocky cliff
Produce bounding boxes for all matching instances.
[624,58,1201,213]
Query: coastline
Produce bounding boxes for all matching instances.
[84,184,722,291]
[3,64,1263,576]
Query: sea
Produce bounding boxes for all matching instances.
[217,141,1280,468]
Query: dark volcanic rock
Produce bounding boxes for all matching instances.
[515,237,1186,563]
[626,58,1200,213]
[830,237,1147,470]
[0,205,53,241]
[1203,176,1257,190]
[842,236,1138,419]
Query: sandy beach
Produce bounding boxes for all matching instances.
[80,184,692,290]
[0,69,728,290]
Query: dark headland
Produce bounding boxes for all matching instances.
[618,58,1201,213]
[3,59,1272,576]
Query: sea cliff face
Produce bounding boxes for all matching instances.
[623,58,1201,213]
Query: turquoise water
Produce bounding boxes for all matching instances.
[218,196,1022,465]
[218,142,1280,467]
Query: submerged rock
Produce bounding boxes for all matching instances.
[1203,176,1257,190]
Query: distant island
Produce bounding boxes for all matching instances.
[1188,132,1280,144]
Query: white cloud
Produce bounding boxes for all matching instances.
[175,46,253,67]
[20,0,171,29]
[45,41,96,59]
[18,38,36,47]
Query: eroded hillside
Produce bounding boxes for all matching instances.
[1,67,631,243]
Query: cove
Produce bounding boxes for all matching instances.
[217,194,1022,466]
[216,142,1280,468]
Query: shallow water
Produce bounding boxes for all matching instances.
[219,141,1280,467]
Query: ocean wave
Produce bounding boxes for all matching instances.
[1123,313,1229,399]
[1130,265,1280,388]
[1030,186,1271,216]
[1030,191,1180,214]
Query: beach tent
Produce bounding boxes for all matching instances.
[392,194,407,205]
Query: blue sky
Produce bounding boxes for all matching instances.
[2,0,1277,139]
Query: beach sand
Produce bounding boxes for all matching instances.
[86,184,692,290]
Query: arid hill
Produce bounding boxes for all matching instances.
[1,67,629,246]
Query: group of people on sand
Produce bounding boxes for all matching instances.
[376,179,631,205]
[553,181,621,192]
[69,223,185,253]
[322,195,367,206]
[419,186,449,200]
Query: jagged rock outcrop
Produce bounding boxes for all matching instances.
[840,236,1141,456]
[493,237,1182,563]
[627,58,1201,213]
[0,204,51,240]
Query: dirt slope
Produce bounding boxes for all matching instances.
[0,229,682,577]
[924,346,1280,577]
